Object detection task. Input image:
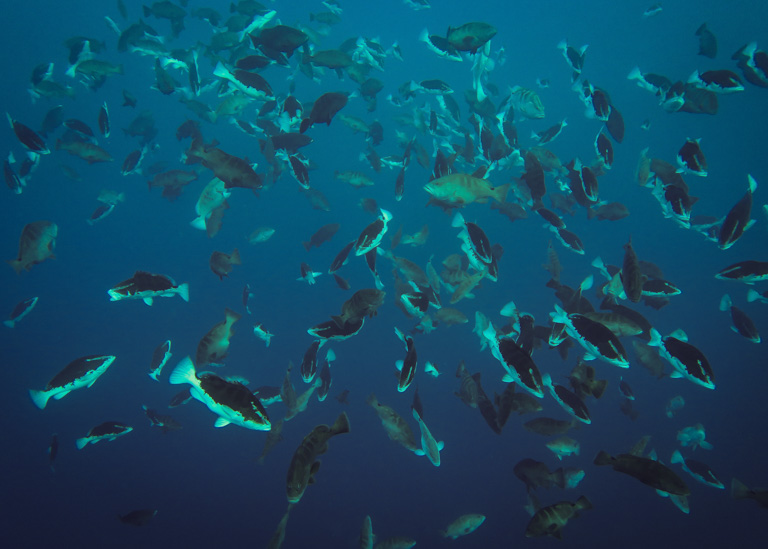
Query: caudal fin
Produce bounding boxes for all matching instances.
[331,411,351,435]
[169,356,197,386]
[29,389,51,410]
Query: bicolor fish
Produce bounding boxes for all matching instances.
[148,340,171,381]
[169,356,270,431]
[30,355,116,409]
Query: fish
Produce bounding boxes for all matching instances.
[30,355,116,409]
[55,138,113,164]
[424,173,509,208]
[514,458,575,491]
[524,417,577,436]
[169,356,270,431]
[300,340,321,383]
[253,324,274,347]
[195,308,241,367]
[286,412,350,503]
[169,387,192,408]
[298,262,322,285]
[191,178,231,231]
[360,515,374,549]
[452,212,493,272]
[446,21,496,53]
[557,40,588,79]
[142,405,182,433]
[688,69,743,93]
[304,223,341,251]
[551,305,629,368]
[676,138,707,177]
[87,203,115,225]
[531,119,567,144]
[367,393,419,452]
[419,28,462,62]
[677,423,713,450]
[509,85,545,119]
[118,509,157,527]
[671,451,723,489]
[720,294,760,343]
[257,419,284,465]
[546,436,580,461]
[4,296,38,328]
[76,421,133,450]
[440,514,485,539]
[394,327,417,392]
[731,478,768,508]
[412,407,444,466]
[8,220,58,274]
[718,174,757,250]
[542,374,591,424]
[249,227,276,244]
[210,248,241,279]
[213,62,273,99]
[649,329,714,389]
[483,324,544,397]
[666,396,685,418]
[7,113,49,154]
[618,377,635,400]
[594,451,690,496]
[695,23,717,58]
[316,351,334,401]
[354,208,392,256]
[108,271,189,305]
[715,260,768,284]
[148,340,172,381]
[525,496,592,539]
[300,92,348,133]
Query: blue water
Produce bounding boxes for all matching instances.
[1,1,767,547]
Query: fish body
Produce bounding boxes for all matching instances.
[412,407,444,466]
[286,412,350,503]
[108,271,189,305]
[441,514,485,539]
[30,355,116,409]
[594,451,690,495]
[355,209,392,256]
[367,393,418,452]
[55,139,112,163]
[8,221,58,274]
[118,509,157,527]
[546,436,580,460]
[4,296,38,328]
[649,329,714,389]
[210,249,241,279]
[424,173,509,208]
[148,340,172,381]
[525,496,592,539]
[196,308,241,366]
[191,178,231,230]
[483,324,544,397]
[718,175,757,250]
[169,356,270,430]
[76,421,132,449]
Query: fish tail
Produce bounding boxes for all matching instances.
[331,412,350,435]
[29,389,51,410]
[593,450,613,466]
[169,356,197,386]
[492,182,510,203]
[731,478,752,500]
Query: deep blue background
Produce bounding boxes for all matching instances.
[1,1,767,547]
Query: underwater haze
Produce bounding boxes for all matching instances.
[1,0,767,547]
